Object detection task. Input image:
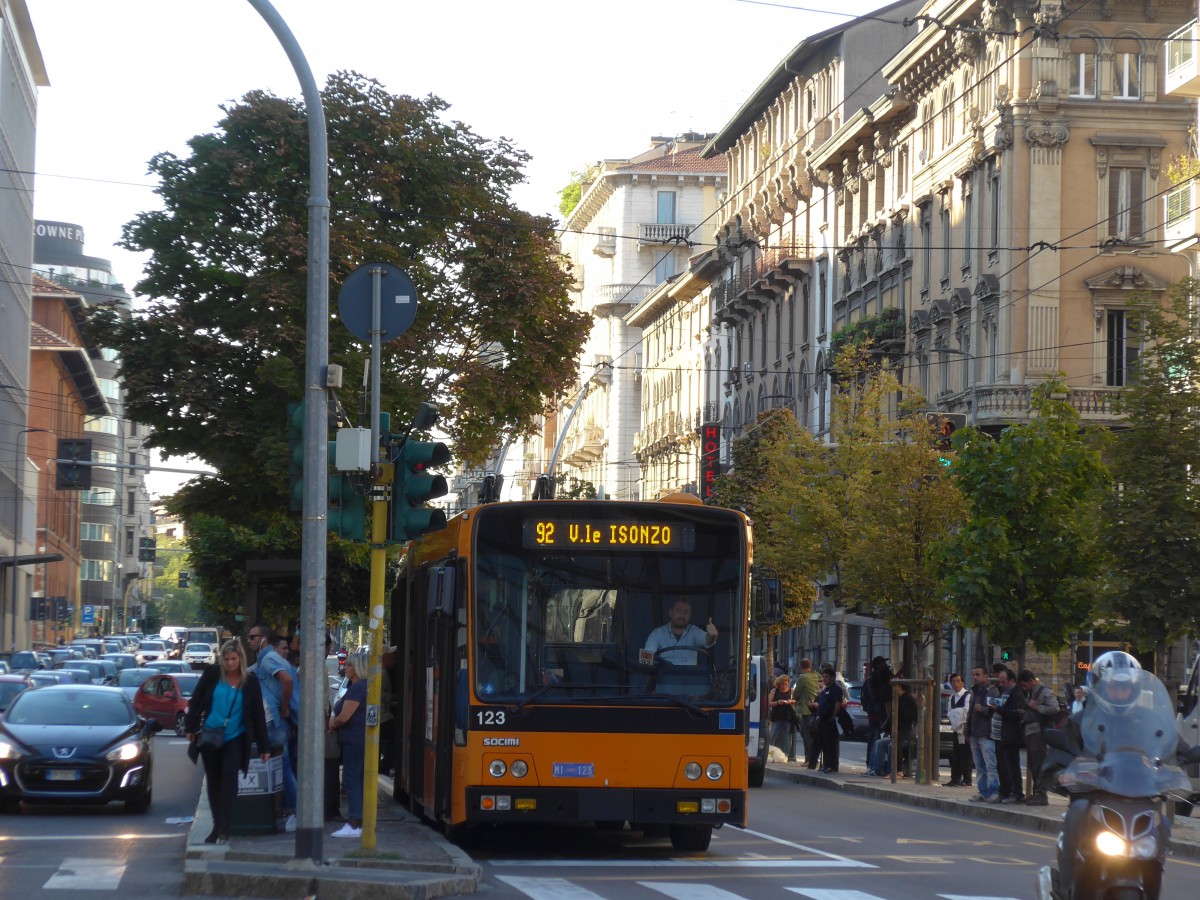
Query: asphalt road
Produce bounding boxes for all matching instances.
[0,734,202,898]
[467,775,1200,900]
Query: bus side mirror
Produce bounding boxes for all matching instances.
[427,565,456,618]
[761,577,783,624]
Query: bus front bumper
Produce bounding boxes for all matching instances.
[463,786,745,826]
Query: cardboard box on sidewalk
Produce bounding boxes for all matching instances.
[236,754,283,795]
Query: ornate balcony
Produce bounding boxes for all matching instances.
[639,223,695,248]
[940,385,1126,429]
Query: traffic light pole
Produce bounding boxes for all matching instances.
[361,266,387,850]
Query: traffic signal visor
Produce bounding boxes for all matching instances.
[392,439,450,541]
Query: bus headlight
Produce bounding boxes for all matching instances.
[684,762,702,780]
[510,759,528,778]
[488,760,507,777]
[705,763,724,781]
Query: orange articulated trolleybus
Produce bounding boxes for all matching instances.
[392,494,754,851]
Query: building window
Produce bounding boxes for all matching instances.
[97,377,121,399]
[127,490,136,515]
[919,204,932,299]
[1106,310,1136,386]
[657,191,676,224]
[1069,51,1097,98]
[653,250,676,285]
[85,416,120,435]
[80,522,115,542]
[82,487,117,506]
[1113,52,1140,100]
[940,203,952,285]
[1108,168,1145,241]
[988,159,1000,260]
[82,559,114,582]
[125,528,134,557]
[940,87,954,148]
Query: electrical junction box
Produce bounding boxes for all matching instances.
[335,428,372,472]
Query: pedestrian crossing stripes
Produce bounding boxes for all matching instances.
[43,857,125,891]
[494,877,1022,900]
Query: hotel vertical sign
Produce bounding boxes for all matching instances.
[699,422,721,500]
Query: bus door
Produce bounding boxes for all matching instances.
[422,564,459,822]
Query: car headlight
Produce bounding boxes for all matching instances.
[1130,835,1158,859]
[488,759,507,777]
[684,762,702,780]
[1095,830,1127,857]
[0,740,22,760]
[510,759,528,778]
[106,742,144,762]
[705,762,724,781]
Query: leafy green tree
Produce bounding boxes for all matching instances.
[1103,284,1200,669]
[558,165,593,217]
[941,378,1110,662]
[87,73,590,613]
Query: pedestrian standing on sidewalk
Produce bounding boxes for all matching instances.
[862,657,891,773]
[185,639,271,845]
[247,624,300,834]
[794,659,820,763]
[1018,668,1060,805]
[812,666,845,773]
[328,648,369,838]
[966,665,1000,802]
[945,673,972,787]
[768,674,798,762]
[993,666,1026,803]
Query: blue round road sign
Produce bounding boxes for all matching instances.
[337,263,418,343]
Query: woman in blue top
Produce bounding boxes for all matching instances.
[185,639,270,844]
[327,648,369,839]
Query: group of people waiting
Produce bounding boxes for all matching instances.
[949,662,1063,804]
[768,659,850,773]
[183,625,381,844]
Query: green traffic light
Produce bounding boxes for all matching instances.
[391,438,451,541]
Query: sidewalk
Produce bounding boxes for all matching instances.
[181,775,481,900]
[765,755,1200,859]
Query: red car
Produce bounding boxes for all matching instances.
[132,672,201,736]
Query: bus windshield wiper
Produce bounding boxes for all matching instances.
[511,682,572,713]
[624,691,710,716]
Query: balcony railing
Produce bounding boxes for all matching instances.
[1166,21,1200,97]
[639,223,695,248]
[592,283,652,307]
[942,385,1126,426]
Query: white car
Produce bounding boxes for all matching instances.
[183,643,217,668]
[135,640,168,665]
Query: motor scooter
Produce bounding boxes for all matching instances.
[1036,669,1200,900]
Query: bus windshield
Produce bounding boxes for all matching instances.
[470,502,746,706]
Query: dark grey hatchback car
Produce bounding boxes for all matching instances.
[0,685,159,813]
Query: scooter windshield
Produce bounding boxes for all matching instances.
[1063,669,1191,797]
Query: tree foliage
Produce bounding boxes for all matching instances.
[86,73,590,613]
[941,378,1110,656]
[1103,283,1200,661]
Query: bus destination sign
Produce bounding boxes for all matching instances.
[522,519,695,552]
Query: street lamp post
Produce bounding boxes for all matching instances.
[11,427,49,651]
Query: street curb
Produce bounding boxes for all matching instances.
[765,765,1200,860]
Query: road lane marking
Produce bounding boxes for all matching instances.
[0,833,182,842]
[736,826,877,867]
[496,876,606,898]
[787,890,887,899]
[640,884,747,898]
[939,895,1021,900]
[44,858,124,890]
[488,859,873,868]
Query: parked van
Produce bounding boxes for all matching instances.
[747,654,769,787]
[1178,653,1200,815]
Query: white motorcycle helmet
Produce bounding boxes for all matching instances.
[1086,650,1142,709]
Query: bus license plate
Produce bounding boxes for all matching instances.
[552,763,594,778]
[47,769,82,782]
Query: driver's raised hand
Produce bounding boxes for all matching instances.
[706,617,718,643]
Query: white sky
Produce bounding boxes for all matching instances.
[26,0,887,496]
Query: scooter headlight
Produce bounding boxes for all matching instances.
[1130,834,1158,859]
[1095,830,1128,857]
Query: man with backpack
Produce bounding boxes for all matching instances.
[1018,668,1062,806]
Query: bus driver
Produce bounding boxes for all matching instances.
[641,598,718,668]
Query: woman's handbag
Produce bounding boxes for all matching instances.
[196,725,226,751]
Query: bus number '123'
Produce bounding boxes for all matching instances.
[475,708,507,727]
[522,520,695,552]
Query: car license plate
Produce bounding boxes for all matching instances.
[47,769,82,782]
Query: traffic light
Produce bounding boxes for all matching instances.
[178,571,190,589]
[327,472,367,541]
[55,438,92,490]
[138,537,156,562]
[287,400,305,512]
[391,438,450,540]
[1000,647,1013,662]
[479,472,504,504]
